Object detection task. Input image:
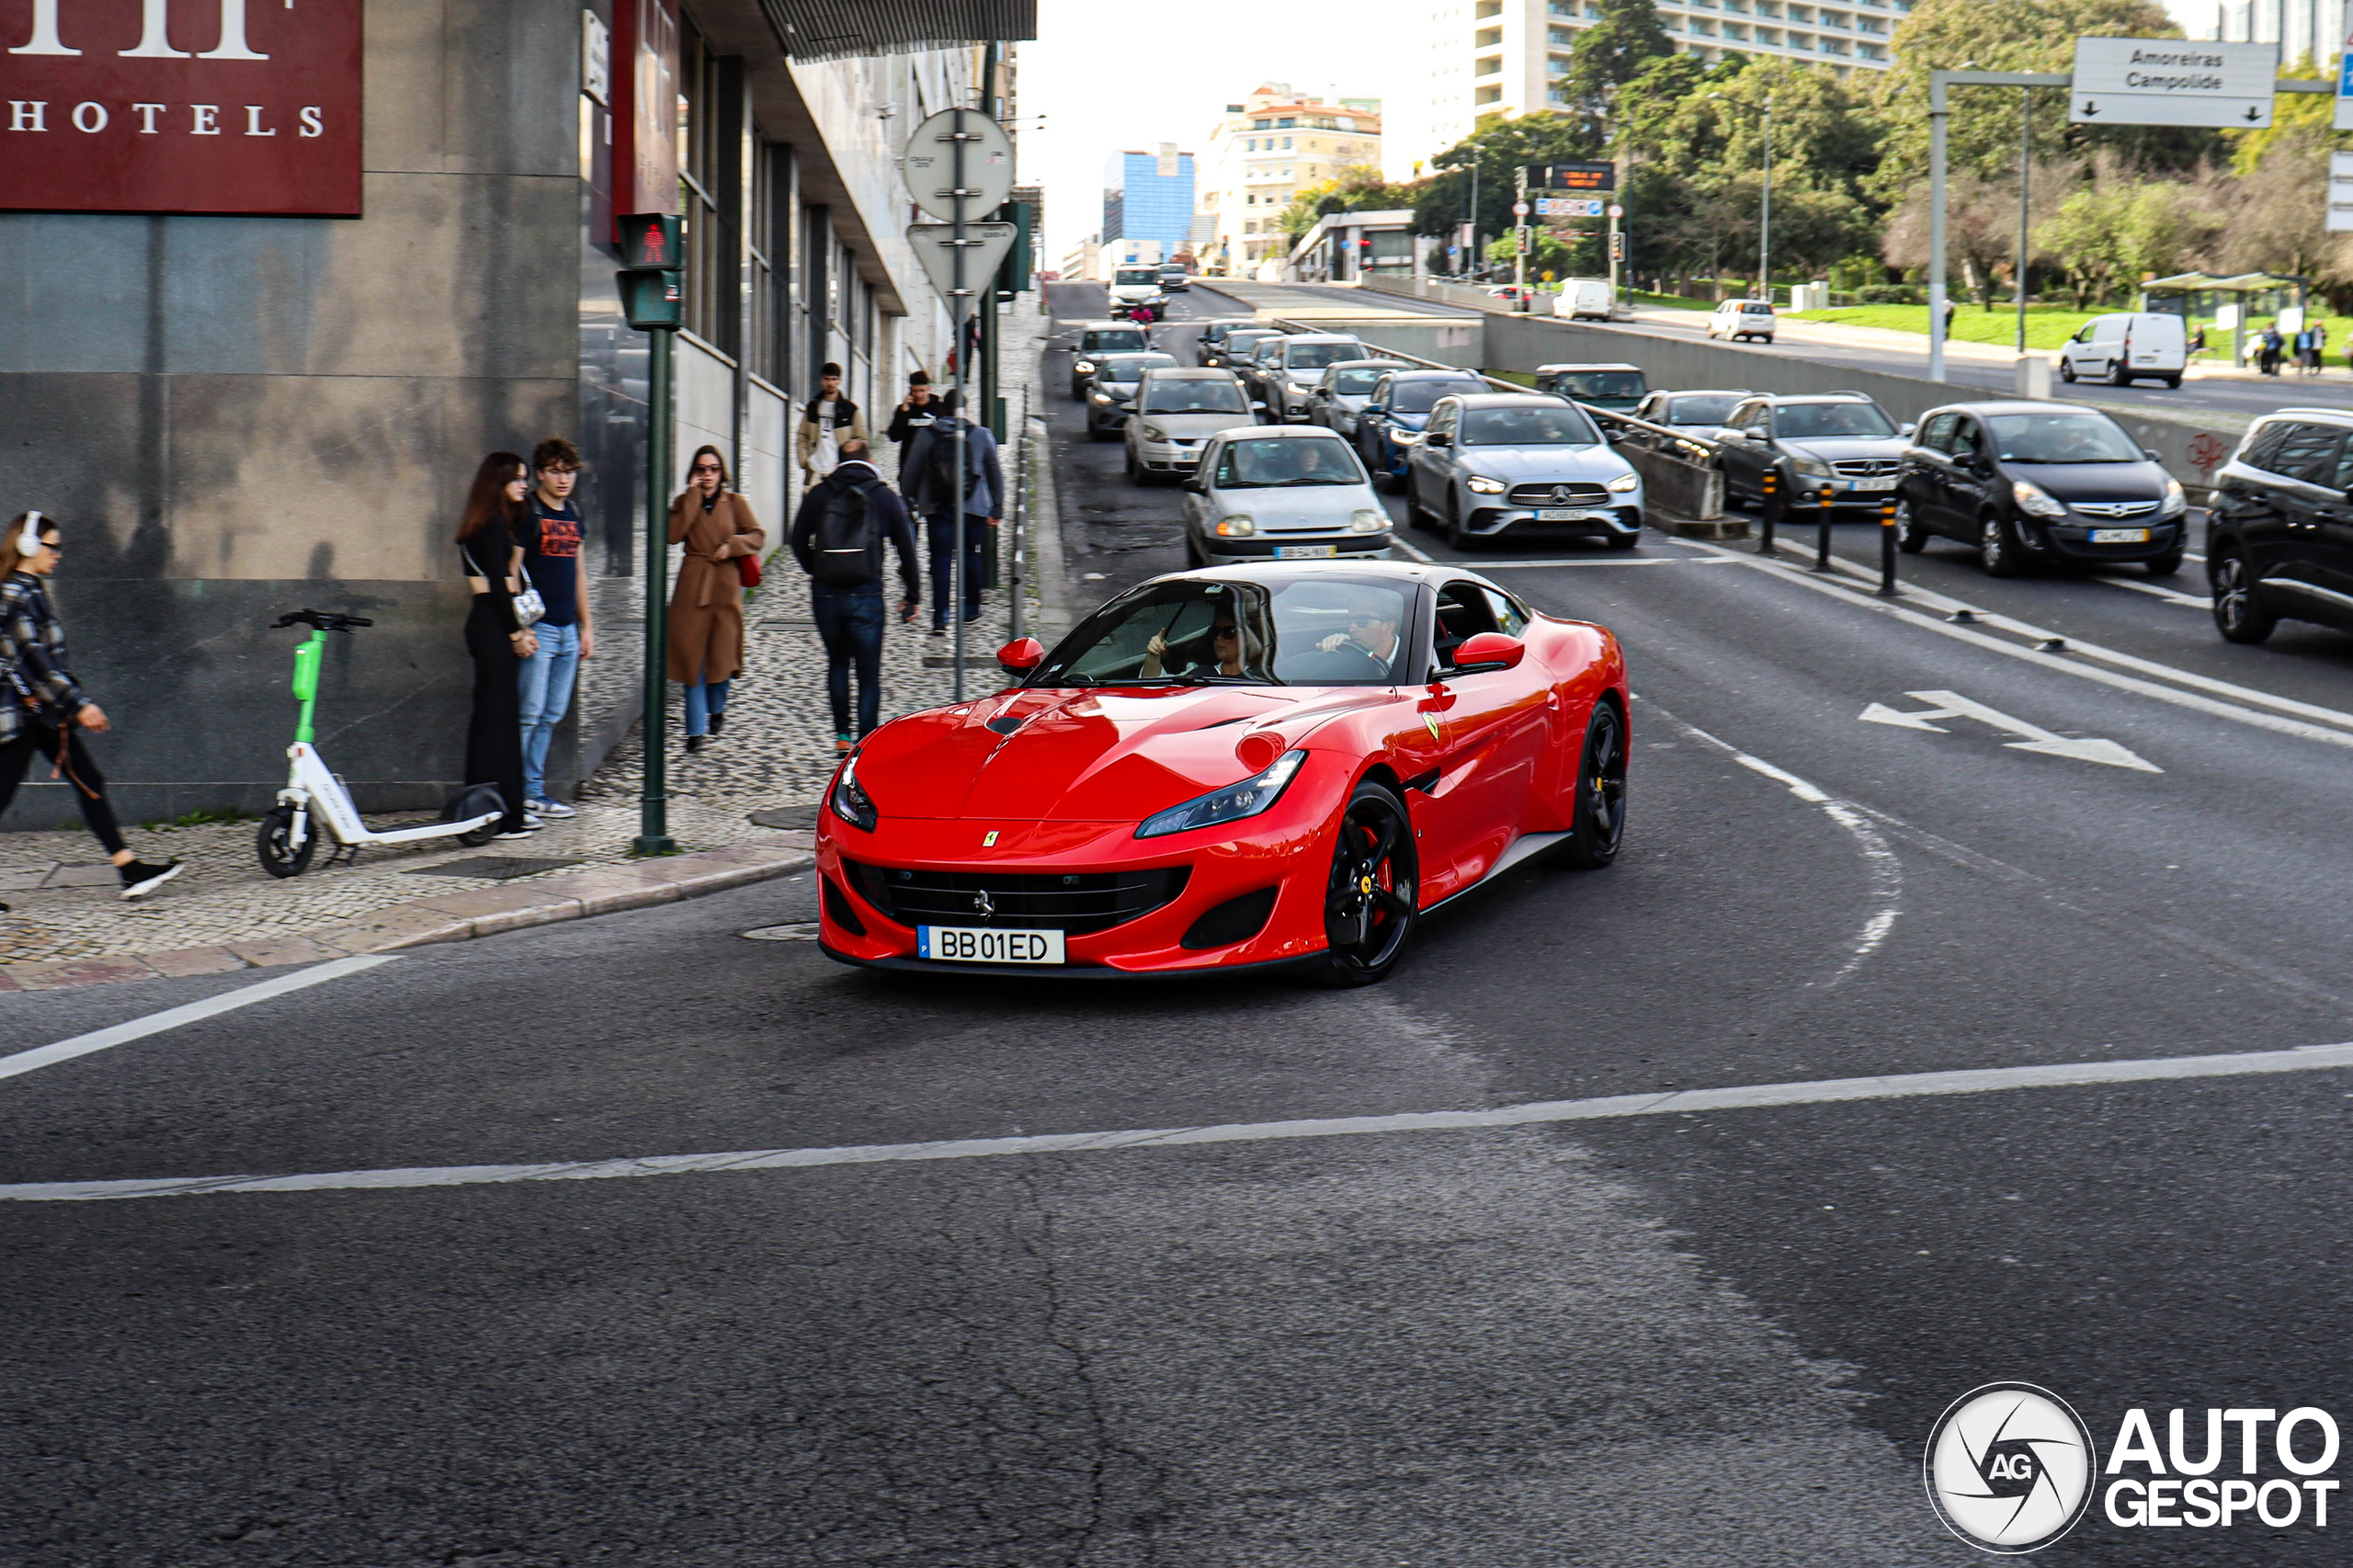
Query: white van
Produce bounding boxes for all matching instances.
[1552,278,1616,321]
[2058,313,2186,389]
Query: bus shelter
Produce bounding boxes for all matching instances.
[2140,273,2311,368]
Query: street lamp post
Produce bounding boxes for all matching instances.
[1758,91,1771,305]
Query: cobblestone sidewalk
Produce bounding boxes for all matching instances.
[0,306,1058,981]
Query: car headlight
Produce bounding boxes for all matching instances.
[1607,472,1641,493]
[1464,475,1507,494]
[2160,476,2187,517]
[1787,453,1834,478]
[1092,392,1113,403]
[1141,424,1167,441]
[1348,509,1386,532]
[828,756,879,833]
[1074,359,1096,373]
[1135,749,1307,839]
[1215,514,1256,537]
[2012,479,2069,519]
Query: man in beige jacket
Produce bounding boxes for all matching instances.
[796,362,870,487]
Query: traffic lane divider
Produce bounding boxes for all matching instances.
[0,837,815,994]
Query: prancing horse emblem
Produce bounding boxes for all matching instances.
[972,889,995,918]
[983,830,999,846]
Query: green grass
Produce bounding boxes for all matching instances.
[1624,289,1719,311]
[1783,303,2102,351]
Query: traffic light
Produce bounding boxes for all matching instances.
[616,212,683,331]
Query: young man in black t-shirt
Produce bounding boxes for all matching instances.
[518,436,594,816]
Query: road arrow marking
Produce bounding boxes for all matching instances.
[1858,689,2162,772]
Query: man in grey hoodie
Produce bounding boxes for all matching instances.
[900,392,1004,633]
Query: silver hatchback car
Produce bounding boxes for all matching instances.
[1124,369,1260,484]
[1182,427,1392,568]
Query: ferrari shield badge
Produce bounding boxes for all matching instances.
[1422,714,1441,742]
[983,831,1000,846]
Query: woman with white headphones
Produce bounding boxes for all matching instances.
[0,512,181,899]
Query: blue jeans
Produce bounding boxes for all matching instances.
[811,585,886,738]
[925,511,987,627]
[682,673,732,738]
[517,620,581,804]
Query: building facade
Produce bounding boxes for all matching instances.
[1101,148,1197,264]
[1410,0,1900,171]
[2214,0,2345,70]
[0,0,1025,828]
[1198,85,1384,278]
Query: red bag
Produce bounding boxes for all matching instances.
[735,551,762,588]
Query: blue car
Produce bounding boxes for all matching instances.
[1356,369,1490,493]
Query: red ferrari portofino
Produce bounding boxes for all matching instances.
[815,562,1628,984]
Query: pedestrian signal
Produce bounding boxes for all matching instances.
[618,213,683,271]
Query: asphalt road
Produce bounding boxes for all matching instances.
[1252,278,2353,421]
[5,284,2353,1565]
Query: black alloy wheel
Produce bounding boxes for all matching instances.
[2059,358,2078,383]
[2211,551,2278,643]
[1315,780,1418,986]
[1559,700,1629,869]
[256,805,316,879]
[2109,359,2132,387]
[1895,497,1931,553]
[1980,511,2025,578]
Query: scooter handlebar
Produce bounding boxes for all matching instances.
[272,609,373,631]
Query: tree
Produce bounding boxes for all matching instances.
[1412,111,1603,262]
[1870,0,2212,201]
[1883,159,2077,305]
[1276,165,1419,243]
[1563,0,1675,126]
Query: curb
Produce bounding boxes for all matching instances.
[0,836,815,994]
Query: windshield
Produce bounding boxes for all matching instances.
[1986,413,2143,463]
[1115,268,1158,285]
[1391,380,1485,414]
[1142,380,1249,414]
[1097,355,1175,385]
[1329,368,1394,395]
[1776,403,1896,439]
[1285,342,1366,371]
[1544,370,1645,400]
[1462,406,1602,447]
[1032,577,1415,687]
[1213,437,1362,488]
[1083,329,1147,354]
[1742,302,1774,314]
[1665,394,1743,426]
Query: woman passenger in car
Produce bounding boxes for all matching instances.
[1142,612,1247,677]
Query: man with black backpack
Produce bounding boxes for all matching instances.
[901,392,1003,635]
[789,437,920,754]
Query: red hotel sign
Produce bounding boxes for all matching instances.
[0,0,362,215]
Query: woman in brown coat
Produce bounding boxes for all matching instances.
[667,445,766,753]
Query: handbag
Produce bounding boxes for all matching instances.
[735,551,763,589]
[511,560,547,629]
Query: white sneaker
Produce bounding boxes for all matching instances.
[493,826,540,839]
[529,799,577,819]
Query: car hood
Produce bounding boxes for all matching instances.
[1201,482,1381,528]
[856,685,1384,822]
[1452,444,1633,482]
[2007,460,2171,501]
[1138,411,1255,437]
[1783,436,1910,463]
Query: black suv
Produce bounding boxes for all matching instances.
[2206,408,2353,642]
[1896,402,2185,578]
[1715,392,1914,517]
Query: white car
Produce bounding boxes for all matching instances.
[1182,427,1392,568]
[1707,299,1777,343]
[1552,278,1616,321]
[1252,333,1371,423]
[1124,369,1261,484]
[2057,312,2186,389]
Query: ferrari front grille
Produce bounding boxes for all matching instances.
[844,861,1191,935]
[1506,481,1611,507]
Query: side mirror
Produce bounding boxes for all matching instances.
[1250,400,1267,411]
[996,637,1044,674]
[1424,432,1450,448]
[1181,472,1205,492]
[1899,422,1917,437]
[1604,427,1627,443]
[2143,448,2162,462]
[1449,632,1526,674]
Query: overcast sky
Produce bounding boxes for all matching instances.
[1014,0,2216,265]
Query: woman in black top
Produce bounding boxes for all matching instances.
[457,452,539,837]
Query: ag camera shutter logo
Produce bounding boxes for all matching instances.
[1925,1382,2097,1553]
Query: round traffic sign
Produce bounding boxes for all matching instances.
[1608,203,1624,218]
[1512,200,1530,216]
[903,108,1017,224]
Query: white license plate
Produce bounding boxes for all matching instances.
[2089,527,2151,544]
[1535,507,1603,521]
[917,926,1066,964]
[1275,544,1339,559]
[1845,479,1896,493]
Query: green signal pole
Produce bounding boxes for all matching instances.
[635,324,677,855]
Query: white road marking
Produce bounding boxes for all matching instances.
[2092,574,2208,607]
[9,1037,2351,1204]
[1859,689,2162,772]
[1387,534,1436,562]
[1470,557,1737,569]
[0,956,397,1085]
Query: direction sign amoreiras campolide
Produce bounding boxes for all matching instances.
[2070,38,2279,127]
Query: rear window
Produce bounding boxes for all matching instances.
[1391,379,1485,414]
[1743,302,1774,314]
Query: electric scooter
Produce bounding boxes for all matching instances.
[256,609,507,877]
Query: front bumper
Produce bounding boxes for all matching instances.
[1132,437,1205,472]
[1461,504,1641,540]
[1196,530,1394,564]
[2025,514,2185,561]
[812,761,1358,974]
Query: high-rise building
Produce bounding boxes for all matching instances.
[1410,0,1903,170]
[1197,84,1385,276]
[1102,146,1198,264]
[2212,0,2343,71]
